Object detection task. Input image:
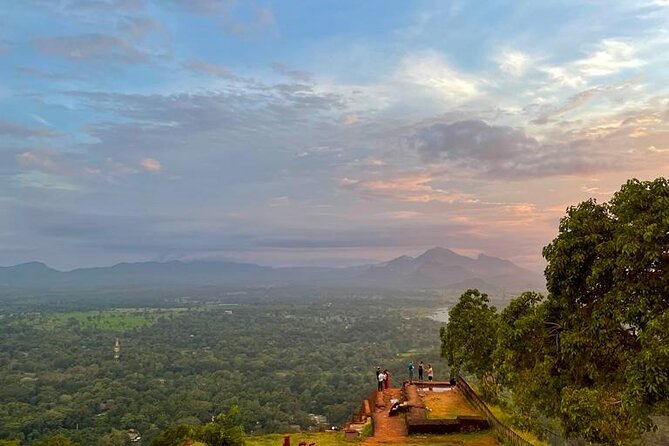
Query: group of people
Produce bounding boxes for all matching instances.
[375,367,392,391]
[407,360,433,382]
[375,361,434,391]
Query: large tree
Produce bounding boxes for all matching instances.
[505,178,669,445]
[440,289,498,399]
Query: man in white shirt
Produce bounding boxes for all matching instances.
[377,371,386,391]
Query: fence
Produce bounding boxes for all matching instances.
[456,376,533,446]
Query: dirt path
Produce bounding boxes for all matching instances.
[364,388,407,444]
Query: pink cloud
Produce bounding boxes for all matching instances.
[340,172,475,203]
[141,157,162,171]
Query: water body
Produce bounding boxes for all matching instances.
[429,307,449,323]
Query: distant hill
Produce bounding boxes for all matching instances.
[356,247,544,294]
[0,247,544,294]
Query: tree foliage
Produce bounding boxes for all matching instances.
[150,406,244,446]
[0,292,444,445]
[440,289,498,398]
[35,435,78,446]
[501,178,669,445]
[441,178,669,445]
[195,406,245,446]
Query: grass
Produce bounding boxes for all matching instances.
[246,431,501,445]
[245,432,349,446]
[408,432,500,445]
[423,390,478,419]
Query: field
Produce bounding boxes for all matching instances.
[16,307,194,331]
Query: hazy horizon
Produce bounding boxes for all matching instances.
[0,245,547,274]
[2,1,669,271]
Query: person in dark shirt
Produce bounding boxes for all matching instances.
[418,361,424,381]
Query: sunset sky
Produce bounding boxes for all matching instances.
[1,0,669,271]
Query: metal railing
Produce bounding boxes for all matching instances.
[456,376,533,446]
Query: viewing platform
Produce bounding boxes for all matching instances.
[341,377,532,445]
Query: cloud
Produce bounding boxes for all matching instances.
[540,66,585,88]
[140,157,162,171]
[184,59,235,78]
[66,0,146,12]
[538,39,644,89]
[16,66,81,80]
[340,172,474,203]
[342,113,359,126]
[581,185,615,195]
[531,88,600,124]
[0,120,60,138]
[14,149,141,186]
[410,119,605,178]
[25,0,147,14]
[497,50,532,76]
[17,150,74,176]
[35,33,148,64]
[271,62,312,82]
[168,0,231,14]
[169,0,275,37]
[397,51,481,101]
[117,16,162,38]
[576,40,643,77]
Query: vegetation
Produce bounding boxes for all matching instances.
[0,290,444,445]
[441,178,669,445]
[151,406,244,446]
[440,289,498,400]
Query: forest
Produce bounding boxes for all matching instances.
[0,287,447,445]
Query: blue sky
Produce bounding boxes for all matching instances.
[1,0,669,270]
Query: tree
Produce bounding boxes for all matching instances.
[96,429,126,446]
[494,291,556,429]
[195,406,245,446]
[440,289,498,399]
[34,435,78,446]
[508,178,669,445]
[150,424,193,446]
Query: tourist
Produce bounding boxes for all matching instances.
[427,364,434,381]
[418,361,424,381]
[377,369,386,391]
[383,369,391,390]
[407,361,414,382]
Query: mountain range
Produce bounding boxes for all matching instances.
[0,247,544,293]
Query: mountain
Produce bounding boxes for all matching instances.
[0,248,544,293]
[356,247,544,293]
[0,262,61,286]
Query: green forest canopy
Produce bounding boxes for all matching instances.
[442,178,669,446]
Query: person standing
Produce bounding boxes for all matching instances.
[383,369,391,390]
[427,364,434,381]
[407,361,415,382]
[418,361,424,381]
[377,370,386,391]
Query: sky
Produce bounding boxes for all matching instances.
[1,0,669,271]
